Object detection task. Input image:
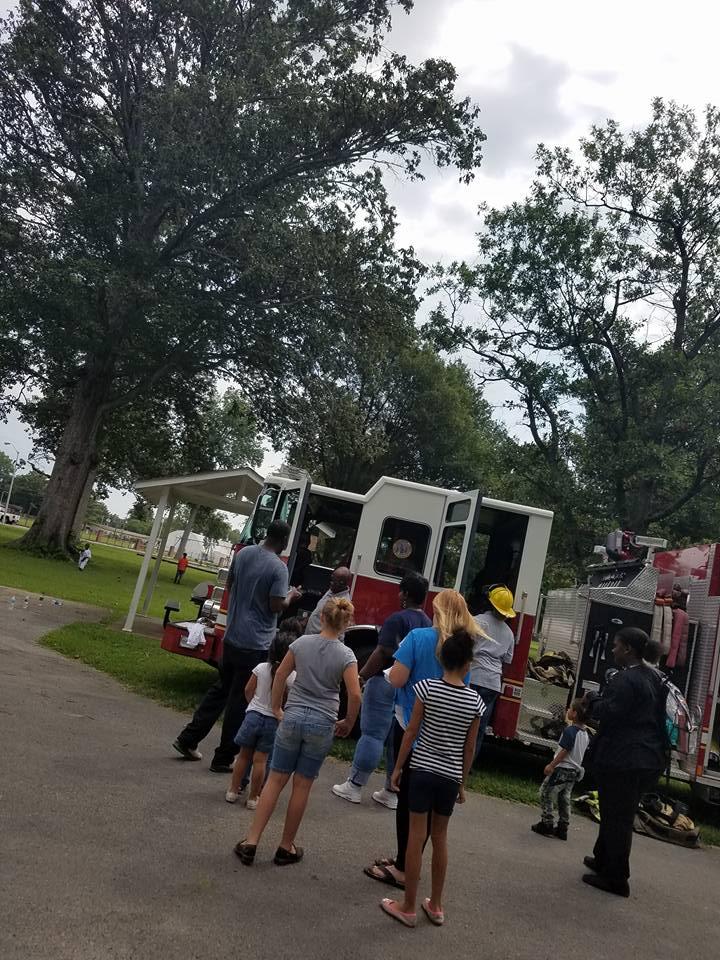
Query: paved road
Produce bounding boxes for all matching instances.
[1,588,717,960]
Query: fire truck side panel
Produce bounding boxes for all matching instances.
[349,478,446,628]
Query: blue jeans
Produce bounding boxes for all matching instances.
[270,705,335,780]
[350,675,396,788]
[471,684,500,761]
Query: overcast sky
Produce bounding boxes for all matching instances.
[3,0,720,515]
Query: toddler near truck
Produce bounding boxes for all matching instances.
[531,697,589,840]
[225,619,302,807]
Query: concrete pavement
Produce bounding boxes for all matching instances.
[0,588,717,960]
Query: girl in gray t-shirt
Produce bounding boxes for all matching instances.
[234,597,361,867]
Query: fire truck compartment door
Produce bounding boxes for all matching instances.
[432,491,482,593]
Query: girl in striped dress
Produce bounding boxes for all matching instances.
[381,628,485,928]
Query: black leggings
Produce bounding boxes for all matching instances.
[393,718,431,872]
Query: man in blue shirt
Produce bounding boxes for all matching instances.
[332,573,431,807]
[173,520,300,772]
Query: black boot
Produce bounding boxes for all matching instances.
[582,874,630,898]
[531,820,555,837]
[554,823,568,841]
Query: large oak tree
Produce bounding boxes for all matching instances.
[0,0,483,554]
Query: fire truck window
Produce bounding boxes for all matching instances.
[464,507,528,613]
[434,525,466,588]
[248,484,280,542]
[303,494,362,571]
[374,518,431,579]
[446,500,471,523]
[277,488,299,529]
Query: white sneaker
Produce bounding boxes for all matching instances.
[332,780,362,804]
[225,789,241,804]
[246,796,258,810]
[372,788,398,810]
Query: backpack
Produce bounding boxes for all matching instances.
[660,675,698,754]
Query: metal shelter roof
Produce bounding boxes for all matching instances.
[134,467,264,516]
[123,467,265,633]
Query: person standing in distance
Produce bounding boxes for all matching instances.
[173,520,300,772]
[174,552,189,584]
[470,585,516,761]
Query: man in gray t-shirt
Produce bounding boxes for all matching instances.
[224,542,290,650]
[174,520,300,771]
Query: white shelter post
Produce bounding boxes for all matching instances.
[141,500,176,615]
[123,488,169,633]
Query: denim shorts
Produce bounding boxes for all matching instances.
[270,706,335,780]
[408,768,459,817]
[234,710,278,755]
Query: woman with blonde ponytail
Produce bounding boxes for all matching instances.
[364,590,485,890]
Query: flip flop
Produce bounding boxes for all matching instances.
[421,898,444,926]
[364,863,405,889]
[380,898,416,928]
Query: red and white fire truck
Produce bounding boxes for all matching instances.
[535,542,720,803]
[161,471,720,801]
[162,470,554,742]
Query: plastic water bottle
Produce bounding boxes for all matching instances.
[8,595,16,610]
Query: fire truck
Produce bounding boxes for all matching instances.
[162,470,553,742]
[536,542,720,804]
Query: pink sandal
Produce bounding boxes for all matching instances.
[421,898,445,926]
[380,898,416,928]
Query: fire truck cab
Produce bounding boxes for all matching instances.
[232,471,554,739]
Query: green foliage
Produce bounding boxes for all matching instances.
[0,450,14,486]
[0,0,483,552]
[279,339,508,494]
[433,99,720,571]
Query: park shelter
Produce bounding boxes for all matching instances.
[122,468,263,632]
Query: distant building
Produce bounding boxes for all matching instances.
[166,530,233,568]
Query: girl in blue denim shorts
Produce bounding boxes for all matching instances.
[225,620,303,808]
[234,597,361,867]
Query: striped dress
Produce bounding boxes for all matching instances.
[410,679,486,783]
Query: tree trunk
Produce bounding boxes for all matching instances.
[19,369,112,555]
[72,467,98,539]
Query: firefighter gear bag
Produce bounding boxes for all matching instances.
[634,793,701,849]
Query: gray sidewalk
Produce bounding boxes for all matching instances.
[0,589,716,960]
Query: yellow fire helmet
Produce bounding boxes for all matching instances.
[488,585,516,619]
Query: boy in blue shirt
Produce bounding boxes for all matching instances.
[531,698,590,840]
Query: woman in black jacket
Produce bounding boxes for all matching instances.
[584,627,667,897]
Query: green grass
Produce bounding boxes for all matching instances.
[0,523,213,622]
[40,622,214,711]
[37,619,720,846]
